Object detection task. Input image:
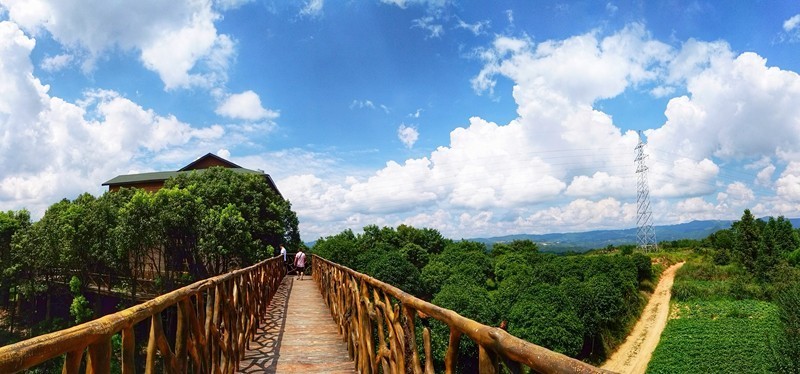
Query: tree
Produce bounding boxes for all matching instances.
[153,187,203,282]
[117,191,160,299]
[708,228,735,265]
[0,209,30,306]
[732,209,762,275]
[313,229,359,269]
[505,284,584,357]
[362,251,422,296]
[430,275,498,372]
[198,204,254,275]
[68,276,93,324]
[165,167,300,252]
[421,241,492,298]
[399,243,429,271]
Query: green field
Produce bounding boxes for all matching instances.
[647,300,782,374]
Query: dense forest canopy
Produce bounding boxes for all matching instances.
[0,167,299,339]
[312,210,800,371]
[312,224,653,369]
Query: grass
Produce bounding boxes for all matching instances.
[647,300,781,374]
[648,255,784,373]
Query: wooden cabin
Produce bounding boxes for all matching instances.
[103,153,282,197]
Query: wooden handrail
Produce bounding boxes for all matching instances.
[0,256,286,373]
[312,255,614,374]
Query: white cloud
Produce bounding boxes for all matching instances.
[350,99,375,109]
[776,162,800,202]
[0,21,225,215]
[277,25,681,238]
[516,198,633,232]
[299,0,324,17]
[648,49,800,162]
[473,24,672,102]
[412,16,444,38]
[756,164,776,186]
[716,182,754,207]
[1,0,236,90]
[350,99,390,113]
[672,197,719,220]
[214,0,252,11]
[216,90,278,121]
[380,0,449,9]
[783,14,800,32]
[287,23,800,240]
[456,18,490,36]
[40,53,73,72]
[566,172,629,198]
[397,124,419,148]
[606,2,618,15]
[260,23,800,240]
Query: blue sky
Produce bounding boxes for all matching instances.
[1,1,800,241]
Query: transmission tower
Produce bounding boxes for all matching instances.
[635,131,657,251]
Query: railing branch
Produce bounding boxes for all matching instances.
[0,257,286,373]
[313,254,613,374]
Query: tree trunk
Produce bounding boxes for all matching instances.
[8,289,18,334]
[45,287,52,324]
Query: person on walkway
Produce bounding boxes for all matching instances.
[294,248,307,281]
[280,244,287,262]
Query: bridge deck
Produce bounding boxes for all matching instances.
[238,276,356,373]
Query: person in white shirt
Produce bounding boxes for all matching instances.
[280,244,287,262]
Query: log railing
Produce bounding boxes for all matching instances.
[0,256,286,373]
[313,255,612,374]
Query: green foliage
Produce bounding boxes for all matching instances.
[788,248,800,266]
[399,243,429,270]
[421,241,492,297]
[731,209,762,274]
[69,276,82,294]
[0,167,300,336]
[648,300,782,374]
[312,229,358,269]
[491,246,645,361]
[631,253,653,282]
[68,276,93,324]
[772,282,800,373]
[362,251,421,295]
[69,295,93,324]
[671,260,767,302]
[430,277,498,372]
[506,284,584,357]
[199,204,255,274]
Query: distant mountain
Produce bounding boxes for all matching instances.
[470,218,800,253]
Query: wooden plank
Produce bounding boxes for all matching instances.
[238,277,355,373]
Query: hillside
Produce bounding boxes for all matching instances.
[470,218,800,252]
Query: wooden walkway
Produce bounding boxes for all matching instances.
[238,277,356,373]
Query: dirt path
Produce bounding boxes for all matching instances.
[601,261,685,374]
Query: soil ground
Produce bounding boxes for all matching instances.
[601,261,685,374]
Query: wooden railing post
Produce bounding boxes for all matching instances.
[86,335,111,374]
[62,349,83,374]
[479,345,499,374]
[121,327,135,374]
[445,327,462,374]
